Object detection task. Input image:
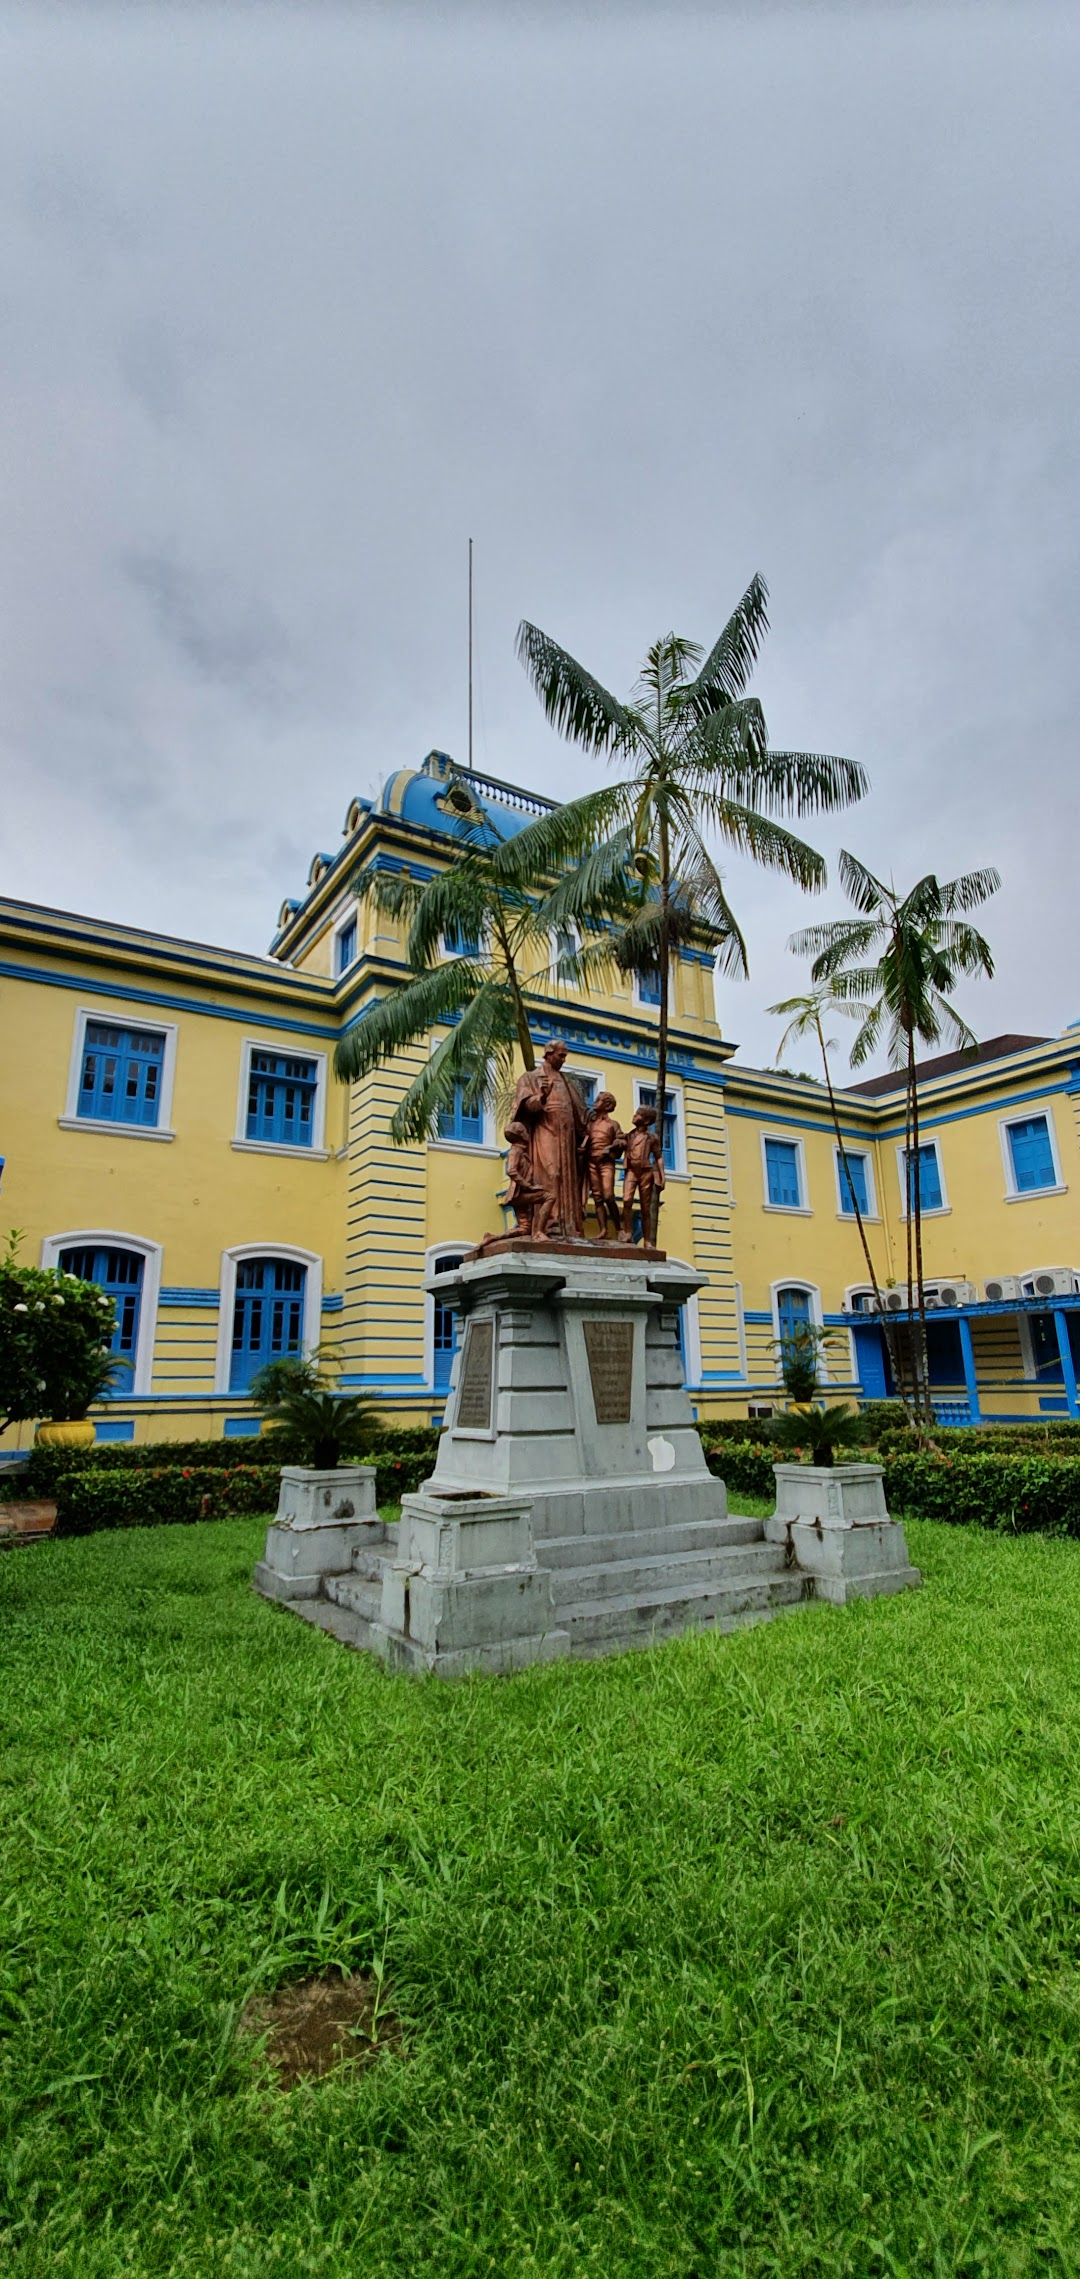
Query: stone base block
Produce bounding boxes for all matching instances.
[766,1462,889,1538]
[256,1515,385,1600]
[788,1517,921,1606]
[371,1487,567,1678]
[274,1465,378,1531]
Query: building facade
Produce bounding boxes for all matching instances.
[3,749,1079,1451]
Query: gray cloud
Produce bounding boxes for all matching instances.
[0,2,1077,1067]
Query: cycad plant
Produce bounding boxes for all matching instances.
[332,796,637,1139]
[510,576,868,1236]
[251,1351,377,1470]
[792,856,999,1422]
[771,1400,869,1470]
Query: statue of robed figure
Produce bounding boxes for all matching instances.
[508,1041,588,1241]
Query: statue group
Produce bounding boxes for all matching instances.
[500,1040,665,1246]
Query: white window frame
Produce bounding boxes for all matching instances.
[564,1062,605,1113]
[833,1142,879,1221]
[61,1005,178,1142]
[843,1283,881,1314]
[331,898,361,979]
[734,1280,748,1380]
[681,1287,703,1388]
[232,1036,329,1159]
[213,1243,323,1394]
[424,1242,469,1391]
[760,1129,810,1215]
[999,1108,1066,1202]
[770,1278,824,1385]
[895,1137,949,1218]
[633,1076,686,1177]
[549,918,580,983]
[40,1229,163,1398]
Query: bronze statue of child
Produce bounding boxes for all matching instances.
[502,1119,550,1238]
[622,1104,666,1242]
[582,1091,625,1240]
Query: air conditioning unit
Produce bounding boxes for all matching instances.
[883,1286,912,1312]
[984,1274,1024,1304]
[924,1280,977,1309]
[1021,1267,1079,1300]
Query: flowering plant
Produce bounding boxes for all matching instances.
[0,1229,118,1432]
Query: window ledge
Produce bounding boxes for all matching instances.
[58,1116,174,1142]
[231,1139,330,1160]
[837,1212,882,1224]
[762,1202,812,1217]
[1005,1184,1067,1202]
[428,1140,502,1157]
[899,1206,951,1219]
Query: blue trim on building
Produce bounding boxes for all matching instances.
[321,1294,345,1313]
[0,959,340,1041]
[159,1287,220,1307]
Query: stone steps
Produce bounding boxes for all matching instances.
[559,1566,809,1654]
[537,1515,762,1567]
[325,1569,386,1623]
[547,1537,787,1608]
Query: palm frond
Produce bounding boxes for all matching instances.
[334,959,481,1085]
[681,574,771,715]
[515,623,637,755]
[347,863,429,924]
[940,867,1002,914]
[492,783,632,886]
[837,852,889,915]
[404,863,493,971]
[730,747,869,815]
[692,793,829,888]
[388,979,520,1145]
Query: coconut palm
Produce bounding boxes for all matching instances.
[332,795,640,1141]
[769,984,917,1427]
[509,577,869,1236]
[791,856,1000,1422]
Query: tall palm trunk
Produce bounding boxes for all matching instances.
[812,1017,916,1427]
[907,1025,931,1425]
[492,911,536,1073]
[651,805,672,1245]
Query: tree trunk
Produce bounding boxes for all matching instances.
[494,915,536,1072]
[908,1028,932,1428]
[651,808,672,1245]
[814,1018,916,1429]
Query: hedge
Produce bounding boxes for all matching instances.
[880,1450,1080,1537]
[50,1448,437,1535]
[2,1429,442,1502]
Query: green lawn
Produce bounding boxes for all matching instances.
[3,1514,1080,2277]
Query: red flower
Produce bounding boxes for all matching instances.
[183,1468,191,1478]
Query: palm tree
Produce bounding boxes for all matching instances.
[791,856,1000,1422]
[510,577,868,1237]
[332,796,638,1140]
[769,985,915,1425]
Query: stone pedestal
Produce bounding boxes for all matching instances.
[255,1464,380,1603]
[370,1487,569,1676]
[765,1461,921,1606]
[426,1247,727,1543]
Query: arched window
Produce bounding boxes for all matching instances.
[58,1243,144,1396]
[229,1257,307,1391]
[776,1286,812,1348]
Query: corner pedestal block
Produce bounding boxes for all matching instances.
[254,1465,381,1604]
[765,1462,921,1606]
[369,1487,569,1677]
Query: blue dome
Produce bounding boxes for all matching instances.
[378,753,554,845]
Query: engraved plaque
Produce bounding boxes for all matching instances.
[583,1319,634,1425]
[456,1319,494,1430]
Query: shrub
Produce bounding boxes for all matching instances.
[54,1465,283,1535]
[703,1440,776,1500]
[881,1450,1080,1537]
[0,1237,118,1433]
[2,1428,444,1503]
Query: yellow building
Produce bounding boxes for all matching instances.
[2,749,1078,1451]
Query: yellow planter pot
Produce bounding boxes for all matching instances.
[35,1419,97,1450]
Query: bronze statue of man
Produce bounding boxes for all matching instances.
[509,1041,587,1240]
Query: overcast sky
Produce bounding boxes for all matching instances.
[1,1,1077,1074]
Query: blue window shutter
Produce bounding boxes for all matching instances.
[58,1244,144,1394]
[777,1287,812,1350]
[838,1150,869,1216]
[638,967,663,1006]
[78,1023,165,1127]
[432,1252,465,1391]
[1008,1116,1055,1193]
[335,917,357,974]
[906,1145,942,1212]
[444,922,480,958]
[852,1323,889,1399]
[638,1086,677,1172]
[765,1138,801,1208]
[245,1051,318,1147]
[229,1258,306,1391]
[437,1084,485,1144]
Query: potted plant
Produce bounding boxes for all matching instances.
[764,1395,920,1604]
[251,1350,385,1596]
[36,1345,127,1449]
[770,1400,870,1470]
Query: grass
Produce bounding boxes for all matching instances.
[3,1511,1080,2277]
